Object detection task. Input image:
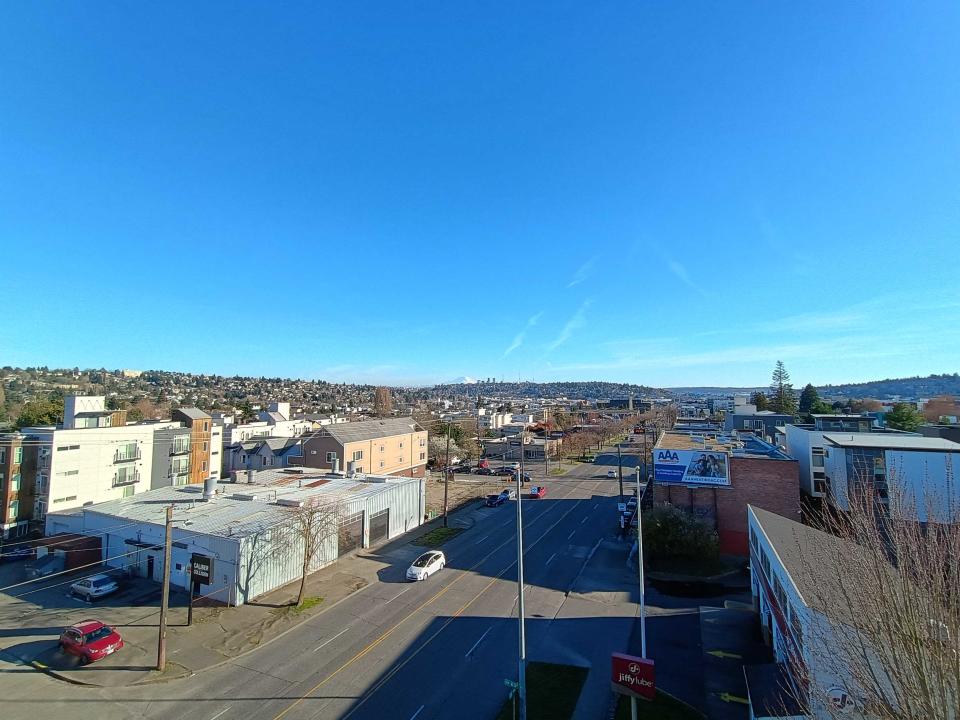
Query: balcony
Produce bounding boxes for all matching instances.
[169,444,191,456]
[114,448,141,463]
[112,470,140,487]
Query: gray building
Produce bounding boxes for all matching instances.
[149,425,193,489]
[48,469,425,606]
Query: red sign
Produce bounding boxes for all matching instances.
[611,653,655,700]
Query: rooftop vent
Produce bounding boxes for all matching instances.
[276,498,304,508]
[231,492,258,501]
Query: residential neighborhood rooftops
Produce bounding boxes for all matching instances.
[315,417,424,444]
[822,433,960,451]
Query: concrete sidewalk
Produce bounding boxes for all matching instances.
[3,508,473,688]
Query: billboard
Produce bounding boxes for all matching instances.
[653,449,730,486]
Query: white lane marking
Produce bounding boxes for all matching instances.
[474,535,489,544]
[208,708,231,720]
[409,705,425,720]
[567,530,576,540]
[593,503,599,510]
[580,516,588,524]
[546,552,557,566]
[313,627,351,653]
[384,586,411,605]
[464,625,493,658]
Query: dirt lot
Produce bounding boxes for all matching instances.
[424,472,507,515]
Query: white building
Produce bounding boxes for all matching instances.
[821,433,960,522]
[47,469,425,606]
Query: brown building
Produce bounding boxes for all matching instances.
[652,429,800,556]
[0,433,37,538]
[296,418,428,478]
[172,408,214,485]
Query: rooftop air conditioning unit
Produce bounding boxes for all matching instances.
[231,492,258,501]
[276,498,304,508]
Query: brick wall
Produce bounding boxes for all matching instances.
[653,456,800,556]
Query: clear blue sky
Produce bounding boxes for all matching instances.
[2,2,958,388]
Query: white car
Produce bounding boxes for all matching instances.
[70,574,120,601]
[406,551,446,581]
[607,470,617,478]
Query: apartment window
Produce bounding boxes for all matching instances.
[53,495,77,504]
[380,461,385,469]
[122,485,135,498]
[13,447,23,464]
[10,474,21,491]
[202,442,208,452]
[203,421,210,431]
[0,450,5,464]
[399,442,404,449]
[397,456,403,464]
[202,461,208,472]
[326,452,337,463]
[8,500,18,520]
[352,450,364,461]
[380,445,385,453]
[57,470,79,477]
[419,452,426,461]
[419,438,426,448]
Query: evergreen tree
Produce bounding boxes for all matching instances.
[750,391,768,411]
[885,403,924,431]
[767,361,797,414]
[799,383,820,414]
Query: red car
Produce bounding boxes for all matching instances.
[59,621,124,664]
[529,486,547,499]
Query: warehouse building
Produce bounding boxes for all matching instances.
[46,468,425,606]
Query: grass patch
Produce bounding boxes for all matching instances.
[495,661,589,720]
[294,596,324,613]
[548,468,568,476]
[614,691,704,720]
[412,526,464,547]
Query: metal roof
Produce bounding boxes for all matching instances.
[317,417,423,444]
[83,473,420,539]
[822,433,960,451]
[175,407,211,421]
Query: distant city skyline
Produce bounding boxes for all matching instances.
[2,3,958,387]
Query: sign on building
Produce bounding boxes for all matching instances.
[653,449,731,486]
[611,653,655,700]
[190,554,214,586]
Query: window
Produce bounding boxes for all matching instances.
[57,469,79,476]
[13,447,23,464]
[203,442,208,452]
[8,500,18,520]
[812,454,824,468]
[10,474,21,491]
[122,485,135,498]
[399,442,404,449]
[202,461,208,472]
[380,461,385,468]
[0,450,5,464]
[419,438,426,448]
[352,450,364,461]
[419,452,426,461]
[326,452,337,463]
[398,457,403,464]
[53,495,77,504]
[380,445,385,452]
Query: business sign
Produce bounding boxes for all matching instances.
[653,449,730,486]
[190,554,214,586]
[611,653,655,700]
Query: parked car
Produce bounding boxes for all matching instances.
[529,486,547,499]
[474,467,494,476]
[70,573,120,602]
[453,465,474,473]
[406,551,446,581]
[503,488,517,500]
[0,546,34,563]
[607,470,617,478]
[58,621,123,664]
[512,471,531,484]
[494,467,514,476]
[485,488,515,506]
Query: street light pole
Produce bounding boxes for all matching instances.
[617,443,624,500]
[516,429,528,720]
[632,465,647,720]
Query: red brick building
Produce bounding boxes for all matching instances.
[652,429,800,555]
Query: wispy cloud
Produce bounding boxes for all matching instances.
[547,299,592,352]
[666,259,707,298]
[502,311,544,357]
[566,258,597,288]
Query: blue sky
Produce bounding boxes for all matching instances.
[2,2,958,388]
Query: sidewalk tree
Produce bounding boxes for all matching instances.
[885,402,924,431]
[768,361,797,415]
[289,498,344,607]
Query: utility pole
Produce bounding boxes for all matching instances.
[516,429,528,720]
[157,504,173,672]
[443,423,451,528]
[632,465,648,720]
[617,443,624,500]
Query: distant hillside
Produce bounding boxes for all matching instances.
[669,386,764,395]
[818,373,960,400]
[426,380,665,400]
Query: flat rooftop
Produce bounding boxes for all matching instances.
[822,433,960,452]
[658,430,793,460]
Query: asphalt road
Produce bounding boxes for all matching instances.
[1,462,635,720]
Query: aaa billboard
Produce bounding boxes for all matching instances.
[653,449,730,486]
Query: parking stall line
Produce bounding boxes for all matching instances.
[384,587,411,605]
[474,535,489,544]
[208,708,232,720]
[464,625,493,658]
[409,705,425,720]
[313,627,351,653]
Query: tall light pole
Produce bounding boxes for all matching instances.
[516,428,528,720]
[632,465,647,720]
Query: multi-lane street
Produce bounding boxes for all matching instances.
[1,462,640,720]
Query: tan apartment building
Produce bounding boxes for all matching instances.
[296,418,428,477]
[171,408,219,484]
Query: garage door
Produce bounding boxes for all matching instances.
[338,512,364,557]
[369,509,390,546]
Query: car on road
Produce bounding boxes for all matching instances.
[511,471,531,484]
[474,467,494,475]
[529,486,547,499]
[493,466,515,476]
[58,621,124,664]
[607,470,617,478]
[485,488,516,506]
[70,573,120,602]
[406,551,446,581]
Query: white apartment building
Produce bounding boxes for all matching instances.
[24,396,180,520]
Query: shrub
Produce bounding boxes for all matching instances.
[642,504,719,568]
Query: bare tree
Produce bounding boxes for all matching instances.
[373,387,393,417]
[288,497,344,607]
[790,466,959,719]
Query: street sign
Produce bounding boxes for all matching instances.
[190,554,214,586]
[611,653,655,700]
